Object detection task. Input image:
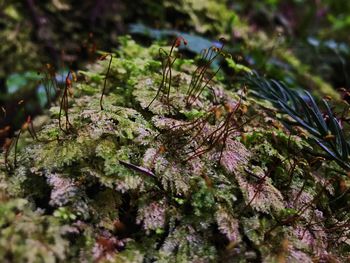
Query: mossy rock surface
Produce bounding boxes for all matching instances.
[0,37,349,262]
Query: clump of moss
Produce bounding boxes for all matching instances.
[1,36,349,262]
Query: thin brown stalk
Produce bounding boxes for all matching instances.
[186,39,226,106]
[100,54,113,110]
[58,71,73,133]
[147,36,187,110]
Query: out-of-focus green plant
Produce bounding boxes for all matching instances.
[0,198,69,262]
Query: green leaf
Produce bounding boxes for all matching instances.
[324,100,349,160]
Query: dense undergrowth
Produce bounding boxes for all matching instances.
[2,0,350,137]
[0,36,349,262]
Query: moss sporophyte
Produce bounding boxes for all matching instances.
[58,71,75,133]
[147,36,187,112]
[99,53,113,111]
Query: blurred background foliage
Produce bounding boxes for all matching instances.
[0,0,349,144]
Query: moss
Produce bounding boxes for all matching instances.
[0,198,70,262]
[0,36,349,262]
